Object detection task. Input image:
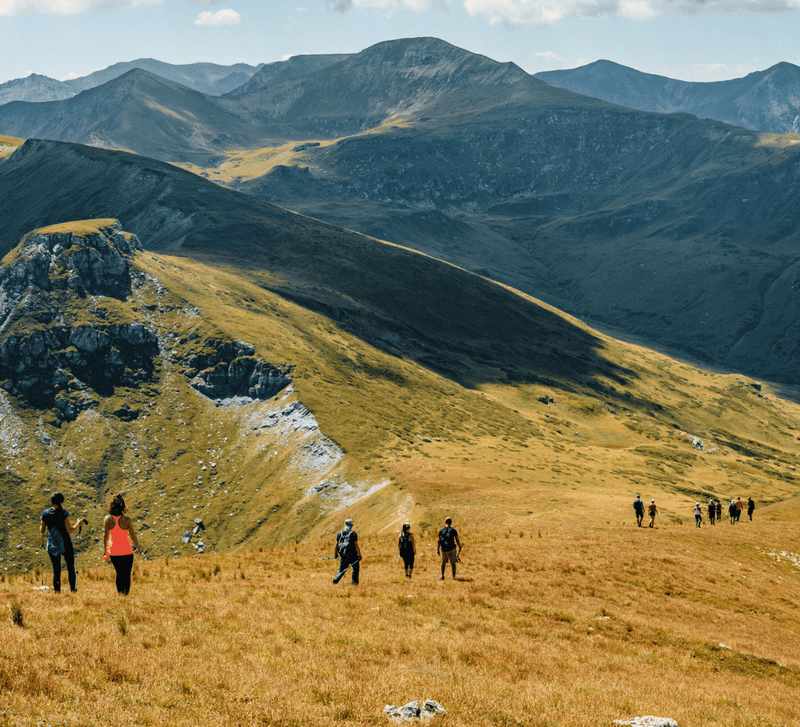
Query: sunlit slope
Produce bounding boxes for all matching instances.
[2,515,799,726]
[2,213,799,576]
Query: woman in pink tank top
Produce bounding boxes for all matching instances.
[103,493,141,595]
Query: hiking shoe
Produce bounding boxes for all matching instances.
[440,575,445,580]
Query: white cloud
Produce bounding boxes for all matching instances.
[0,0,162,15]
[195,7,240,24]
[462,0,800,26]
[327,0,448,13]
[60,71,82,80]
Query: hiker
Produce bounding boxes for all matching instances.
[735,497,743,522]
[715,500,722,523]
[398,523,416,578]
[694,502,702,528]
[103,493,141,595]
[648,499,658,528]
[708,499,716,525]
[333,518,361,585]
[633,494,645,527]
[437,517,462,580]
[747,497,755,521]
[729,499,737,524]
[40,491,86,593]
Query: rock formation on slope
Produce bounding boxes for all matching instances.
[0,219,291,422]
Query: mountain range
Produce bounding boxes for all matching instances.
[535,60,800,135]
[2,37,800,387]
[0,59,264,105]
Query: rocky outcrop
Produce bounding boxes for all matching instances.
[182,339,292,400]
[0,220,157,420]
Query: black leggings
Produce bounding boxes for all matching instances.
[49,550,76,592]
[110,554,134,595]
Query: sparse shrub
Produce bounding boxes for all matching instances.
[9,601,24,627]
[213,564,221,576]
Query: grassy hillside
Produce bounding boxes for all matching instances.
[1,513,799,726]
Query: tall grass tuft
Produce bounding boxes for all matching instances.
[9,600,24,627]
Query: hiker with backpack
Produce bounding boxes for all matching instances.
[398,523,416,578]
[715,500,722,523]
[437,517,461,580]
[747,497,755,521]
[633,494,645,527]
[39,491,87,593]
[708,499,716,525]
[333,518,362,585]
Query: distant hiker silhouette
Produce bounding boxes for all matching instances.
[333,519,361,585]
[748,497,755,521]
[694,502,702,528]
[633,494,645,527]
[708,499,716,525]
[398,523,416,578]
[648,499,658,528]
[437,517,462,580]
[715,500,722,522]
[729,499,737,524]
[40,491,86,593]
[103,493,141,595]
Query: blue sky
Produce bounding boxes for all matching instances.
[1,0,800,84]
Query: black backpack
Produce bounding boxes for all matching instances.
[399,532,412,553]
[337,529,355,556]
[439,527,456,551]
[47,527,66,557]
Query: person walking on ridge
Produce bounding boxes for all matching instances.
[708,499,716,525]
[40,491,87,593]
[716,499,722,523]
[648,499,658,528]
[103,493,141,595]
[694,502,703,528]
[398,523,416,578]
[747,497,755,521]
[333,518,362,585]
[729,499,737,524]
[735,497,743,523]
[633,494,645,527]
[437,517,462,580]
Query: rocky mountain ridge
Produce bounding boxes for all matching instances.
[0,59,263,106]
[535,60,800,134]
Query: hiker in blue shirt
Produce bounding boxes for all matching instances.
[437,517,462,580]
[333,519,362,585]
[39,491,87,593]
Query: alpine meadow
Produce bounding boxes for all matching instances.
[0,35,799,727]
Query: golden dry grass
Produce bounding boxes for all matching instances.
[0,134,23,160]
[2,512,799,727]
[178,117,415,184]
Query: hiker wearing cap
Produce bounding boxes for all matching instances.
[40,491,87,593]
[747,497,755,521]
[333,519,362,585]
[708,499,716,525]
[647,499,658,528]
[103,493,141,595]
[437,517,462,580]
[694,502,702,528]
[398,523,416,578]
[633,494,645,527]
[728,499,737,524]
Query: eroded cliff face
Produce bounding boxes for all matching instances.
[0,220,291,422]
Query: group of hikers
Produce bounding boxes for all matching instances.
[633,493,755,528]
[39,489,464,593]
[331,516,462,585]
[39,491,141,594]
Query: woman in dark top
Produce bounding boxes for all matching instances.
[398,523,416,578]
[39,491,86,593]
